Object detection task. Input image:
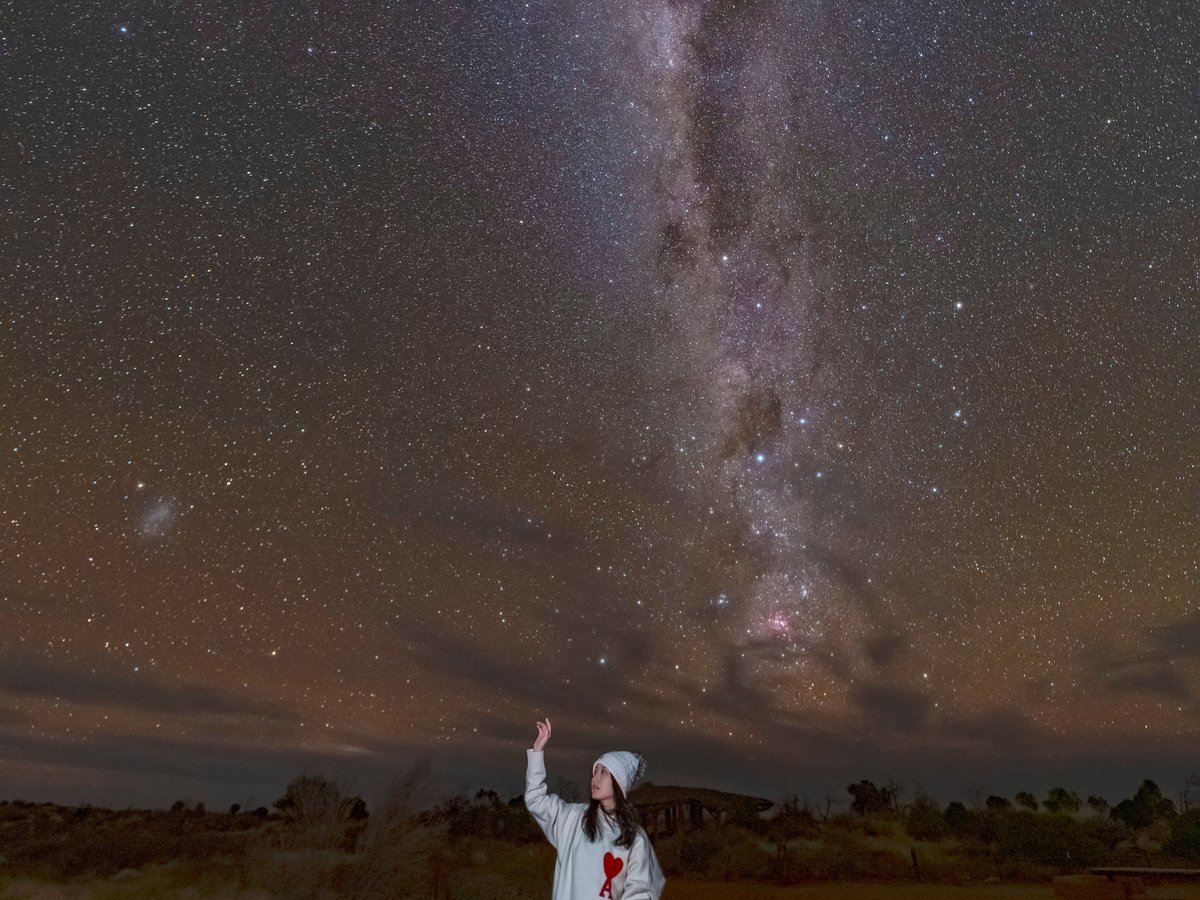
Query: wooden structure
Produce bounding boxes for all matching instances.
[1094,868,1195,883]
[628,784,773,838]
[1090,867,1200,881]
[1049,869,1200,900]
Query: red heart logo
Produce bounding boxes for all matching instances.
[604,852,624,879]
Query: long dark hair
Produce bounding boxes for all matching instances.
[582,774,642,848]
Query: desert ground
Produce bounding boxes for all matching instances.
[664,880,1200,899]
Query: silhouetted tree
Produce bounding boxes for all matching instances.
[229,803,241,816]
[1086,796,1109,818]
[274,775,343,827]
[820,792,842,820]
[906,791,949,839]
[766,794,817,859]
[986,795,1013,811]
[1112,780,1176,829]
[847,780,895,816]
[1182,772,1200,814]
[1014,791,1039,811]
[1043,787,1081,815]
[944,801,973,837]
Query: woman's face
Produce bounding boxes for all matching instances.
[591,763,615,807]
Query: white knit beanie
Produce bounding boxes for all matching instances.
[593,751,647,797]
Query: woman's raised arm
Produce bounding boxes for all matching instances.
[525,717,571,847]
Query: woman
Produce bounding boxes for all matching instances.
[525,717,666,899]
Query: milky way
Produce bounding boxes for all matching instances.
[627,1,898,694]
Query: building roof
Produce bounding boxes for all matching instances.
[629,784,774,812]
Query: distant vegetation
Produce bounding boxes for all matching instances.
[1,764,1197,898]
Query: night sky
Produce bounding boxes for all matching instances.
[2,1,1197,813]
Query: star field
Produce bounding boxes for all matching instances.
[0,0,1196,808]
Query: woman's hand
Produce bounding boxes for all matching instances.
[533,717,551,751]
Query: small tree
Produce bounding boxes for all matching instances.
[944,801,974,837]
[986,795,1013,812]
[906,791,949,839]
[1014,791,1039,811]
[1043,787,1081,815]
[1086,796,1109,818]
[1112,780,1177,830]
[820,792,842,820]
[766,794,816,859]
[847,780,894,816]
[1181,772,1200,814]
[274,775,344,827]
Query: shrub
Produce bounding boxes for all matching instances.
[797,827,911,881]
[677,829,724,874]
[993,810,1107,868]
[944,802,985,840]
[702,827,772,879]
[797,830,861,880]
[1167,810,1200,860]
[905,794,948,840]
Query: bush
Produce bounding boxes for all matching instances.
[1167,810,1200,860]
[677,829,724,874]
[797,830,860,880]
[797,827,911,881]
[906,795,948,840]
[701,827,772,879]
[993,810,1107,868]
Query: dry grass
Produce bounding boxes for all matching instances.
[5,786,1199,899]
[5,869,1200,899]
